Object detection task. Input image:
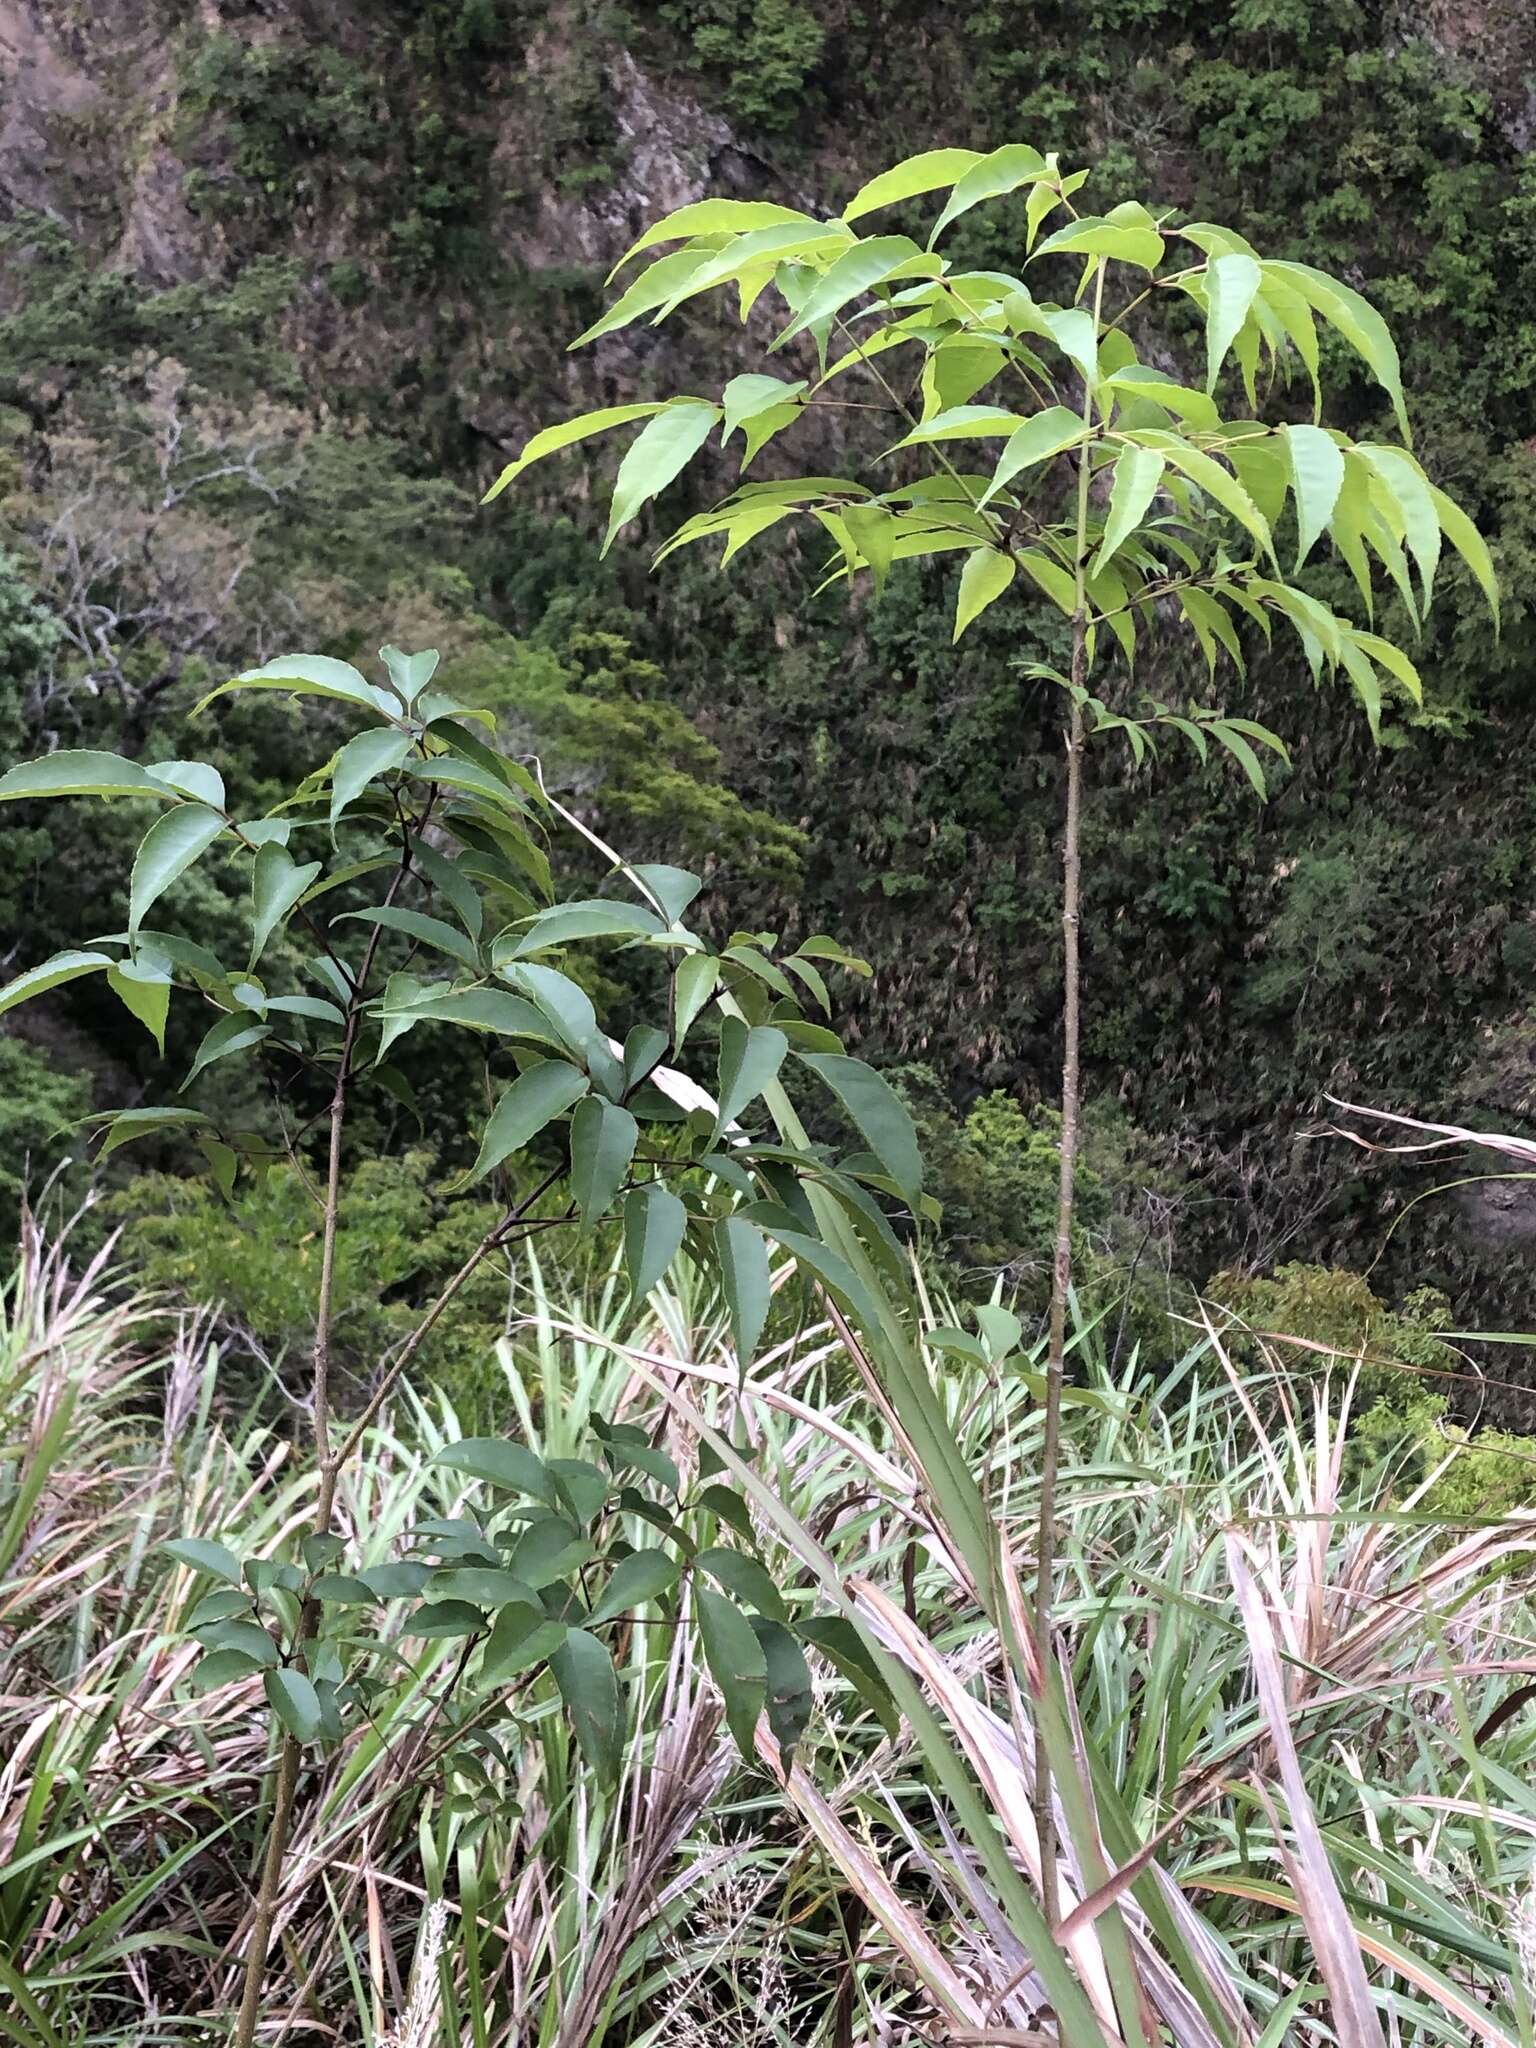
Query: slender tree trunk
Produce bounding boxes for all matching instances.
[231,1048,351,2044]
[1032,284,1100,1922]
[232,1734,301,2045]
[1033,670,1085,1929]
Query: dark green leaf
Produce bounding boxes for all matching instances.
[329,726,412,827]
[459,1061,589,1186]
[696,1586,766,1762]
[714,1215,772,1366]
[569,1096,638,1227]
[550,1629,624,1784]
[795,1053,923,1212]
[404,1600,486,1639]
[0,950,115,1018]
[715,1017,787,1136]
[751,1618,815,1767]
[435,1439,552,1502]
[480,1604,567,1681]
[587,1547,681,1625]
[0,750,163,802]
[189,1648,264,1694]
[697,1546,786,1622]
[623,1183,687,1300]
[163,1537,243,1586]
[265,1668,325,1742]
[430,1567,540,1608]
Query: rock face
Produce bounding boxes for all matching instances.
[3,0,1536,1333]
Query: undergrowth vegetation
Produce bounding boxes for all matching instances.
[8,1222,1536,2043]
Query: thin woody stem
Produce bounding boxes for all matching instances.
[1032,258,1105,1931]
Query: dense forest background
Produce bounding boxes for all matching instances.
[4,0,1536,1385]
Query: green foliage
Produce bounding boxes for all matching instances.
[113,1155,508,1399]
[896,1066,1105,1285]
[1215,1261,1457,1380]
[660,0,828,132]
[0,1039,89,1234]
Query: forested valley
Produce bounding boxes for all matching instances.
[6,4,1536,2041]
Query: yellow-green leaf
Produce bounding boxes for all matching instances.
[953,546,1016,639]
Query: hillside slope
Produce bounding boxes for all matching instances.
[3,0,1536,1324]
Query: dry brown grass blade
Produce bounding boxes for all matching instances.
[752,1720,988,2029]
[848,1578,1123,2033]
[1325,1098,1536,1168]
[1225,1531,1387,2048]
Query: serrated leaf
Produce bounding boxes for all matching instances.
[264,1668,325,1743]
[0,750,162,802]
[379,644,439,704]
[146,759,225,808]
[1033,213,1164,271]
[1143,435,1272,559]
[603,402,721,555]
[129,806,225,938]
[249,843,323,968]
[1429,484,1499,626]
[460,1061,589,1186]
[1283,423,1346,569]
[107,960,172,1054]
[928,143,1049,246]
[483,404,663,500]
[330,726,412,828]
[696,1586,766,1762]
[197,654,396,718]
[183,1013,269,1091]
[623,1182,687,1300]
[1095,447,1164,575]
[898,404,1025,447]
[0,949,114,1018]
[979,405,1086,508]
[610,199,814,276]
[953,546,1015,641]
[1203,252,1262,392]
[843,147,982,224]
[843,503,897,593]
[587,1547,681,1625]
[776,236,938,350]
[1265,259,1409,441]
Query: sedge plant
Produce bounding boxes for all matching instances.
[486,141,1499,1910]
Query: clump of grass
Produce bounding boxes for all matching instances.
[7,1220,1536,2045]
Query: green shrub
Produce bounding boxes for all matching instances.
[112,1154,512,1407]
[0,1038,89,1234]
